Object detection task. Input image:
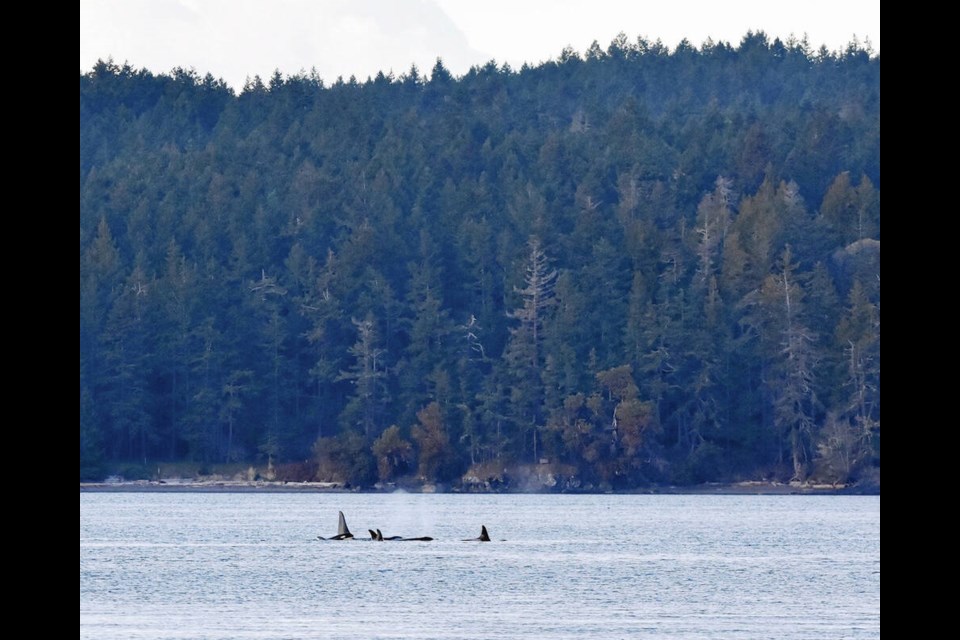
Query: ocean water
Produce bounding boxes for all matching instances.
[80,492,880,639]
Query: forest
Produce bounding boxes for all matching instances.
[80,32,880,490]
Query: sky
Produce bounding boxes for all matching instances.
[80,0,880,91]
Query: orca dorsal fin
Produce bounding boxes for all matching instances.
[376,529,384,541]
[369,529,378,539]
[461,525,491,541]
[337,511,352,537]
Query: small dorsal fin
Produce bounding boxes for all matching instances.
[369,529,378,539]
[463,525,491,541]
[376,529,384,541]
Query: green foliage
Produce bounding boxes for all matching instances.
[671,441,727,485]
[79,35,879,487]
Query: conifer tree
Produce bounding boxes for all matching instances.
[338,313,389,439]
[743,246,820,480]
[503,237,557,460]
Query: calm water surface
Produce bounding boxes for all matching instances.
[80,492,880,639]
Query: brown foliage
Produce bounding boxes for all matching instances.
[273,461,319,482]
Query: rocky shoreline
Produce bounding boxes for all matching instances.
[79,478,878,495]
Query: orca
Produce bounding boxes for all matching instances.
[316,511,438,542]
[373,528,431,541]
[317,510,354,540]
[463,525,490,542]
[376,529,403,541]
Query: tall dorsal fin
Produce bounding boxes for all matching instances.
[369,529,378,539]
[376,528,384,541]
[337,511,351,537]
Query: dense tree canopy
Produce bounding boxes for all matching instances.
[80,33,880,488]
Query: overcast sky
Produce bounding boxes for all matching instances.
[80,0,880,90]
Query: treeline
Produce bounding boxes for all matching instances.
[80,32,880,488]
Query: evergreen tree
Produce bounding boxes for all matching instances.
[248,268,291,459]
[835,280,880,448]
[742,246,820,480]
[503,237,557,460]
[101,261,154,461]
[338,314,389,439]
[80,42,879,484]
[302,249,347,442]
[397,234,457,427]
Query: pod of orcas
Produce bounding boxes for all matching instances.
[317,511,491,542]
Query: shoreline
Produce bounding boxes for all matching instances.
[80,479,878,495]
